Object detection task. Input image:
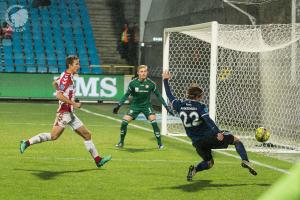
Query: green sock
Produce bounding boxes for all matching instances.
[151,120,162,146]
[119,120,128,143]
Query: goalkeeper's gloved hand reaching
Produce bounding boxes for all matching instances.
[113,104,121,114]
[166,106,175,116]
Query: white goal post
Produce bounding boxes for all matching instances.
[161,21,300,153]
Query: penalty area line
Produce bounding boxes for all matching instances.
[80,108,290,174]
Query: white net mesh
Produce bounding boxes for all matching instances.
[164,23,300,153]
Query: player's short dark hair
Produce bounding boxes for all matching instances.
[187,86,203,99]
[66,55,79,68]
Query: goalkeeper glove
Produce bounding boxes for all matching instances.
[113,104,121,114]
[166,106,175,116]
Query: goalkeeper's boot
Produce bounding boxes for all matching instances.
[96,155,112,168]
[241,160,257,176]
[115,142,124,148]
[20,140,29,154]
[187,165,196,181]
[158,144,164,150]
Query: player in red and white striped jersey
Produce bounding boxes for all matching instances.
[20,55,111,168]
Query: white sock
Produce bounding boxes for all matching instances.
[84,140,99,158]
[29,133,51,145]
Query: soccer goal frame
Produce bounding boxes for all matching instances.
[161,21,300,153]
[162,21,219,136]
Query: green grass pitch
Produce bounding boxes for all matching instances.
[0,102,293,200]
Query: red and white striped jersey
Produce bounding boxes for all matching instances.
[55,71,76,113]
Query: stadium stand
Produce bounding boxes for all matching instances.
[0,0,102,74]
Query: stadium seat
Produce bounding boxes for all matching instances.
[81,67,90,74]
[45,49,55,57]
[66,49,76,55]
[78,53,88,61]
[27,66,37,73]
[13,45,23,55]
[15,58,24,66]
[4,46,12,56]
[16,66,26,73]
[4,65,14,72]
[34,46,44,54]
[37,58,46,65]
[4,57,13,65]
[57,59,65,66]
[80,58,89,67]
[91,66,102,74]
[37,66,47,73]
[2,39,12,46]
[59,66,66,73]
[49,66,58,73]
[22,33,32,40]
[47,58,57,65]
[26,58,35,65]
[90,55,100,65]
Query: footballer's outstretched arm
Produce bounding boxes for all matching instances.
[162,79,176,102]
[162,71,176,102]
[153,86,168,108]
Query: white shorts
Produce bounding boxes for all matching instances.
[54,112,83,130]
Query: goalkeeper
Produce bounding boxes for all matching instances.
[162,70,257,181]
[113,65,173,149]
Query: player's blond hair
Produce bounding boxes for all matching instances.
[137,65,148,72]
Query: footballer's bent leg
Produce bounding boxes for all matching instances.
[187,160,214,181]
[76,126,112,168]
[150,119,163,148]
[187,165,196,182]
[116,115,132,147]
[20,132,53,154]
[148,114,163,149]
[50,126,65,140]
[196,159,214,172]
[20,126,64,154]
[233,137,257,175]
[116,119,129,147]
[233,137,249,162]
[84,139,112,168]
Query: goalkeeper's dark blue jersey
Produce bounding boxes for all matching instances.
[163,80,220,143]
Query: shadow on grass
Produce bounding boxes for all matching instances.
[156,180,271,192]
[14,168,99,180]
[115,147,157,153]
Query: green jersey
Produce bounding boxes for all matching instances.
[118,78,168,109]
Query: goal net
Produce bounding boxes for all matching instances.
[162,22,300,153]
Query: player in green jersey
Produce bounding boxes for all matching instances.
[113,65,173,149]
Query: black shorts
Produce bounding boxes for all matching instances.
[192,132,234,161]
